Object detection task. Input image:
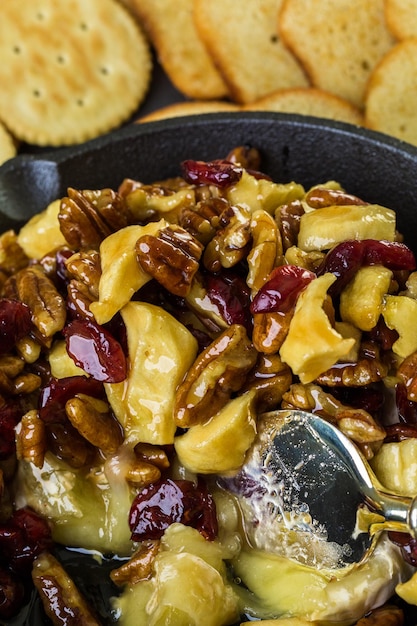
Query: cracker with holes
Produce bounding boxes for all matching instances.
[365,38,417,146]
[385,0,417,39]
[0,121,17,166]
[193,0,308,104]
[244,88,364,125]
[129,0,228,100]
[0,0,152,146]
[278,0,395,109]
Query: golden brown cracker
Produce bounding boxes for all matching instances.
[0,0,152,146]
[365,38,417,146]
[278,0,395,109]
[137,100,240,122]
[193,0,309,105]
[384,0,417,39]
[0,121,17,166]
[129,0,228,100]
[245,88,364,125]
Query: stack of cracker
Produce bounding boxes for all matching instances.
[1,0,417,167]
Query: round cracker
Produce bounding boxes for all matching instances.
[137,100,240,122]
[278,0,395,109]
[0,120,17,166]
[365,38,417,146]
[245,88,364,125]
[0,0,152,146]
[129,0,228,100]
[193,0,309,105]
[385,0,417,39]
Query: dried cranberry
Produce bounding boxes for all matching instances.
[0,567,24,620]
[129,478,218,541]
[389,531,417,567]
[181,159,243,187]
[396,383,417,425]
[0,299,32,355]
[328,384,385,418]
[0,508,52,574]
[0,401,22,460]
[63,319,127,383]
[317,239,416,295]
[206,272,252,332]
[39,375,104,423]
[250,265,316,314]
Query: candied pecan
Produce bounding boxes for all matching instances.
[134,442,170,470]
[136,224,203,297]
[15,410,46,469]
[16,336,42,364]
[59,187,130,249]
[203,205,252,272]
[32,551,101,626]
[0,230,28,275]
[305,186,367,209]
[316,341,389,387]
[65,394,123,455]
[275,200,305,250]
[0,355,25,379]
[242,353,293,413]
[284,245,325,273]
[65,250,101,300]
[226,145,262,170]
[397,350,417,401]
[66,280,95,320]
[355,603,404,625]
[282,383,386,452]
[384,422,417,442]
[174,324,258,427]
[252,310,293,354]
[247,209,283,294]
[46,421,96,469]
[110,540,160,586]
[4,265,66,339]
[178,197,228,245]
[125,459,161,487]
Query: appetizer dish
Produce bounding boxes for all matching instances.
[1,124,417,625]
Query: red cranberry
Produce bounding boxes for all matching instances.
[129,478,218,541]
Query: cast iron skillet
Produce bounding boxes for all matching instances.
[1,112,417,246]
[1,112,417,625]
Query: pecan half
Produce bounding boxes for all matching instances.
[305,186,367,209]
[59,187,130,249]
[65,250,101,300]
[4,265,66,339]
[203,205,252,272]
[252,310,293,354]
[110,540,160,586]
[174,324,258,427]
[32,551,101,626]
[242,353,293,413]
[282,383,386,455]
[275,200,305,250]
[316,341,389,387]
[15,410,46,469]
[136,224,203,297]
[397,350,417,401]
[178,197,228,245]
[65,394,123,455]
[247,209,283,294]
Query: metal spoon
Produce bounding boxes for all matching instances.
[222,409,417,570]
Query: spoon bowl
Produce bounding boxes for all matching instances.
[224,410,417,570]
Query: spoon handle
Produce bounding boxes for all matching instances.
[376,490,417,538]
